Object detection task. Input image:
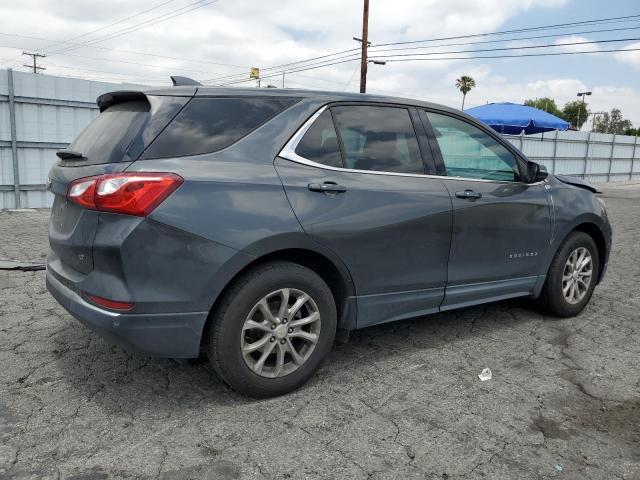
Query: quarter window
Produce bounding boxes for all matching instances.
[143,97,297,159]
[331,106,424,174]
[423,111,520,181]
[294,110,342,167]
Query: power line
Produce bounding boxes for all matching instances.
[367,24,640,54]
[372,13,640,47]
[204,13,640,85]
[218,44,640,87]
[22,51,46,73]
[381,46,640,63]
[0,30,248,69]
[0,0,186,67]
[45,62,166,82]
[217,58,360,86]
[368,36,640,60]
[215,35,640,86]
[39,0,182,52]
[8,22,633,81]
[199,45,360,83]
[48,0,222,56]
[45,51,234,76]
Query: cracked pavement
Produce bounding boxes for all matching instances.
[1,184,639,480]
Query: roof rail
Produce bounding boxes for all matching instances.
[170,76,201,86]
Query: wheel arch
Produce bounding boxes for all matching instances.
[555,220,607,283]
[200,238,357,354]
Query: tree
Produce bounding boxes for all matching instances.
[562,100,589,130]
[524,97,563,117]
[593,108,633,134]
[455,75,475,110]
[623,127,639,136]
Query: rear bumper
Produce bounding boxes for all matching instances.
[46,270,208,358]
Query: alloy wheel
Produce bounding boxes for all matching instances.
[241,288,321,378]
[562,247,593,304]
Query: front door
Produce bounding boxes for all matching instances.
[276,104,452,327]
[420,110,552,310]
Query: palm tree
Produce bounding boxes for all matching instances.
[455,75,476,110]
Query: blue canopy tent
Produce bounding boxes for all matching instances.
[465,102,570,135]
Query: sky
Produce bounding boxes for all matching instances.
[0,0,639,126]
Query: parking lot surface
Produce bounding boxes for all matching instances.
[1,184,639,480]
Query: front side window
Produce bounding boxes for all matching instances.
[294,110,342,167]
[331,106,424,174]
[423,111,521,181]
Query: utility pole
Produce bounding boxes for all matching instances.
[23,51,46,74]
[358,0,369,94]
[282,71,285,88]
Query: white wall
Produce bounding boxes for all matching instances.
[505,130,640,183]
[0,69,146,208]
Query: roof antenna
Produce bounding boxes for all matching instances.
[170,76,201,86]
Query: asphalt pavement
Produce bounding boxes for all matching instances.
[1,183,639,480]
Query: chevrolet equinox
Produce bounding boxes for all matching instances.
[46,83,612,398]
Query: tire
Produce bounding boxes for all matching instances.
[207,261,337,398]
[538,231,599,317]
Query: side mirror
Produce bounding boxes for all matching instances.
[526,162,548,183]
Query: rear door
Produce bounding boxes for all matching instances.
[419,109,552,309]
[275,104,452,328]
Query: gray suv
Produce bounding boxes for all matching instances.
[46,85,612,397]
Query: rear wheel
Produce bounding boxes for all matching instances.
[539,231,599,317]
[207,261,336,398]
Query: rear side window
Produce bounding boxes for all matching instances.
[294,110,342,168]
[331,106,424,174]
[142,97,297,159]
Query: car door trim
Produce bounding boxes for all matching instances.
[278,105,546,186]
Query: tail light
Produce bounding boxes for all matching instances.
[87,294,134,311]
[67,172,183,216]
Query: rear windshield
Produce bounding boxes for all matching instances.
[141,97,298,159]
[66,96,188,166]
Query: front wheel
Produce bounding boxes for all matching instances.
[207,261,337,398]
[538,231,599,317]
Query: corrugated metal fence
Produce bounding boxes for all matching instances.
[504,130,640,183]
[1,68,639,209]
[0,69,144,209]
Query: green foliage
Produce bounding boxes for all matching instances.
[562,101,589,130]
[455,75,476,109]
[623,127,639,136]
[593,109,633,135]
[524,97,563,117]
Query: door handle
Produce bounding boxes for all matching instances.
[308,182,347,194]
[455,189,482,200]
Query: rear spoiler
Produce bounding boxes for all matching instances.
[96,91,147,112]
[96,76,201,111]
[170,76,201,86]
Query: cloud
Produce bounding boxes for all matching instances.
[614,41,640,69]
[461,75,640,125]
[553,35,600,53]
[0,0,573,85]
[5,0,638,125]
